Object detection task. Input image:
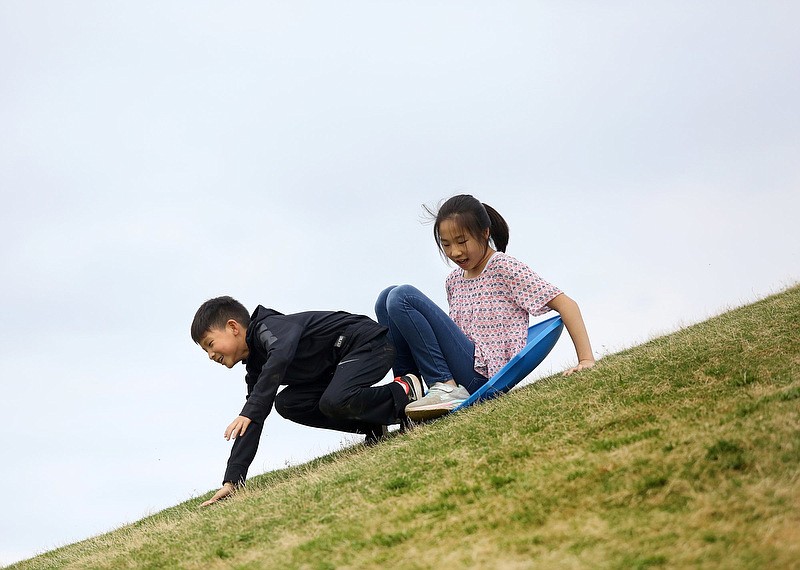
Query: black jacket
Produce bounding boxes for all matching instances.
[223,306,386,484]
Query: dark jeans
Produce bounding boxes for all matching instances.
[274,333,407,433]
[374,284,488,394]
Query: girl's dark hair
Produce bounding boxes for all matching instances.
[191,296,251,344]
[426,194,510,254]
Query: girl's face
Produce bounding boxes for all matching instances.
[438,218,494,278]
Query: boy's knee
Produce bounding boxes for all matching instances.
[318,393,347,420]
[274,391,313,422]
[274,392,292,419]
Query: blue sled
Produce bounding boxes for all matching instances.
[451,315,563,413]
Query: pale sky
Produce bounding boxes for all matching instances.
[1,1,798,565]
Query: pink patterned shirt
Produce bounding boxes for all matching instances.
[446,252,562,379]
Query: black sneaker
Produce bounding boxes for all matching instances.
[394,373,424,403]
[364,425,389,446]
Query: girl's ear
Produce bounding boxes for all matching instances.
[482,227,491,241]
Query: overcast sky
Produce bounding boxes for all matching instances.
[1,1,798,565]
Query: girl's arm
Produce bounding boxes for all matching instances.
[546,293,595,376]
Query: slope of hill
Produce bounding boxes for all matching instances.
[9,286,799,569]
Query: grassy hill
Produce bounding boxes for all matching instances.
[9,286,799,569]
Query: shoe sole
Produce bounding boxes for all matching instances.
[406,402,465,421]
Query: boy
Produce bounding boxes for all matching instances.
[191,296,423,506]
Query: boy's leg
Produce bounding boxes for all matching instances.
[318,334,410,426]
[274,383,377,434]
[384,284,487,393]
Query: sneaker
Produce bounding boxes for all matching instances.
[364,425,389,446]
[405,382,470,421]
[394,373,424,403]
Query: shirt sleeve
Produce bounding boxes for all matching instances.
[499,255,562,317]
[445,270,458,318]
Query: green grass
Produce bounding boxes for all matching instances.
[9,285,800,569]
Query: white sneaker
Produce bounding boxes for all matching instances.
[405,382,470,421]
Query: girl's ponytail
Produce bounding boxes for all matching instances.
[483,203,509,253]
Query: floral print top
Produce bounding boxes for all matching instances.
[446,252,562,378]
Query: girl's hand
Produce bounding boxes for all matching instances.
[224,416,252,440]
[200,483,235,507]
[563,359,595,377]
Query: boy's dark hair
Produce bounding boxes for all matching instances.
[426,194,510,255]
[191,296,251,344]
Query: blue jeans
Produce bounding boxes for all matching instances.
[374,285,488,394]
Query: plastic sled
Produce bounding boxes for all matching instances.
[451,315,563,412]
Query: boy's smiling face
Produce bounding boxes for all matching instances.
[199,320,249,368]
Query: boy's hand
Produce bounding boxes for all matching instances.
[224,416,252,440]
[200,482,235,507]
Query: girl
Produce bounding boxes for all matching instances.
[375,194,594,420]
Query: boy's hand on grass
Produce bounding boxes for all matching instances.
[200,418,250,507]
[224,415,252,440]
[563,359,595,377]
[200,483,235,507]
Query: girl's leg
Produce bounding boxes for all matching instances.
[384,284,487,394]
[375,285,419,378]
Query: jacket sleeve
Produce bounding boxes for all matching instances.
[223,419,263,485]
[239,318,304,424]
[222,317,304,486]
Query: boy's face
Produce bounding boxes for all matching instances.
[198,320,249,369]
